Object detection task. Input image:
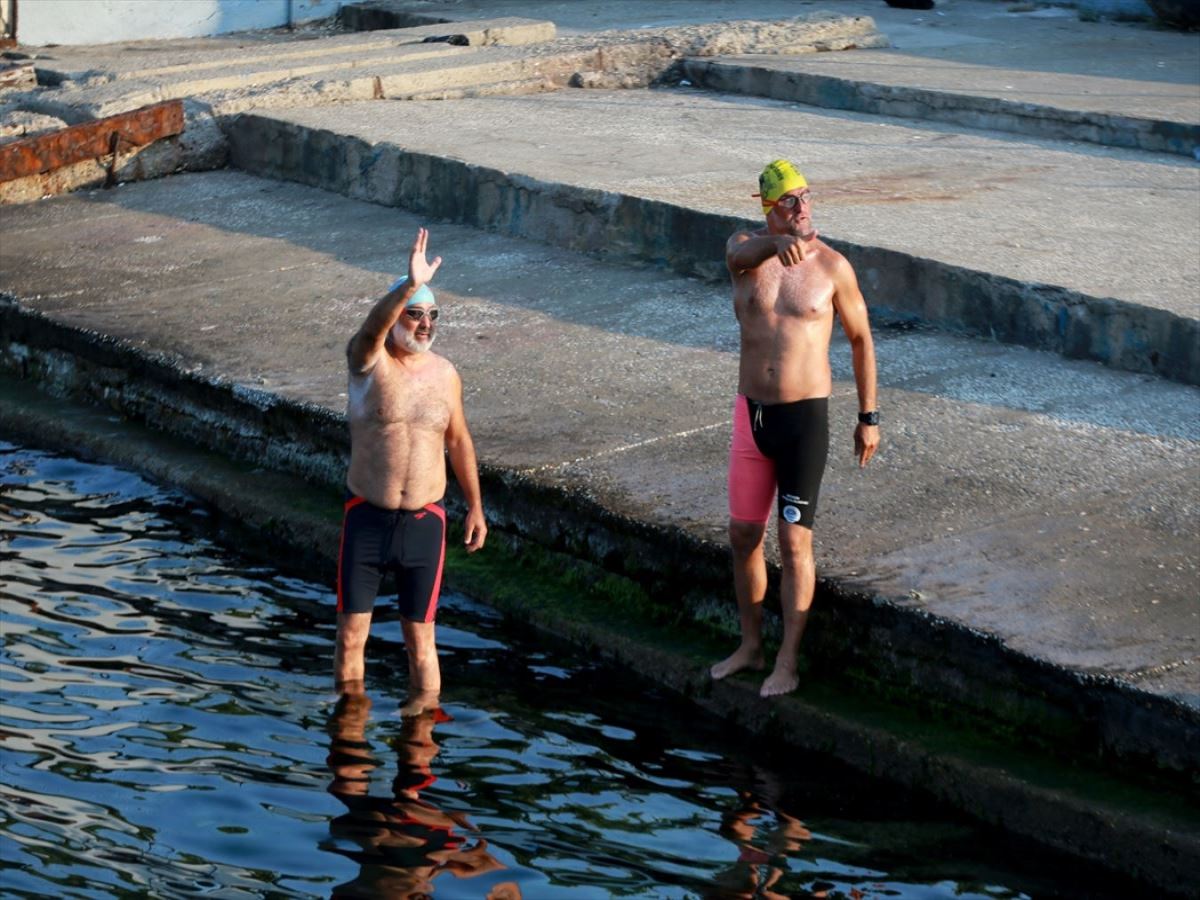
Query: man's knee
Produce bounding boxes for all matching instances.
[778,523,814,567]
[337,612,371,651]
[729,518,767,556]
[402,618,437,656]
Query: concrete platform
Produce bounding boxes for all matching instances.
[684,52,1199,156]
[361,0,1200,154]
[228,94,1200,383]
[238,92,1199,319]
[6,2,1195,383]
[1,168,1195,737]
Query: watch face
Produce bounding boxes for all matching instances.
[859,412,879,426]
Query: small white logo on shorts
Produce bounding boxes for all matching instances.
[782,505,802,524]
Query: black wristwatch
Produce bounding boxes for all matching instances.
[857,411,880,426]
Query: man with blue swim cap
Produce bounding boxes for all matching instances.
[713,160,880,698]
[336,227,487,715]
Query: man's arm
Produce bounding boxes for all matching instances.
[726,230,812,274]
[444,368,487,553]
[831,255,880,468]
[346,228,443,375]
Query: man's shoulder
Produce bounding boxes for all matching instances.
[427,352,461,384]
[814,238,850,269]
[728,226,767,242]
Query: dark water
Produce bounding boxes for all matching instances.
[0,442,1120,899]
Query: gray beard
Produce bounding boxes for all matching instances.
[395,330,435,354]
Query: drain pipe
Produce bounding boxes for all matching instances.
[285,0,293,31]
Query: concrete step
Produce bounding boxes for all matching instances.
[683,53,1200,157]
[26,43,473,118]
[370,0,1199,155]
[225,95,1200,384]
[31,17,557,85]
[1,171,1195,789]
[17,22,565,120]
[10,11,887,120]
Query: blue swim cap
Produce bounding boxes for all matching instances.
[388,276,436,306]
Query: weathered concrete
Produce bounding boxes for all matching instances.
[380,0,1199,154]
[30,17,556,86]
[9,20,556,119]
[683,54,1200,157]
[5,11,884,121]
[0,11,885,202]
[0,172,1195,779]
[225,98,1200,384]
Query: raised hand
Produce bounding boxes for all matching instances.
[409,227,443,286]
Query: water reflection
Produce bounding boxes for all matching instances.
[325,692,520,899]
[713,790,813,900]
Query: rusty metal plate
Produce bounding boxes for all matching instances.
[0,99,184,183]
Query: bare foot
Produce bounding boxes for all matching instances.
[759,664,799,698]
[399,689,440,718]
[710,645,766,680]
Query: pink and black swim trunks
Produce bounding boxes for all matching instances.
[728,394,829,528]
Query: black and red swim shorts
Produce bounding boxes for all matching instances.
[337,493,446,622]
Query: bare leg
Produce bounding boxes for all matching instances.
[399,616,441,717]
[760,522,814,697]
[335,611,373,692]
[711,518,769,680]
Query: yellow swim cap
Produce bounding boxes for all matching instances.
[756,159,808,215]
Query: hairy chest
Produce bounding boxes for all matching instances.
[348,363,451,432]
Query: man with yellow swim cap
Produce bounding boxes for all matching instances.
[713,160,880,698]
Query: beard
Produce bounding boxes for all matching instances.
[789,220,817,241]
[393,327,436,354]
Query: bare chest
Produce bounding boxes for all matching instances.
[740,261,834,323]
[348,361,450,433]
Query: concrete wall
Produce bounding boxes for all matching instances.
[17,0,342,46]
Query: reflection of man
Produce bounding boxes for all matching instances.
[335,228,487,715]
[712,160,880,698]
[325,690,520,899]
[711,791,812,900]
